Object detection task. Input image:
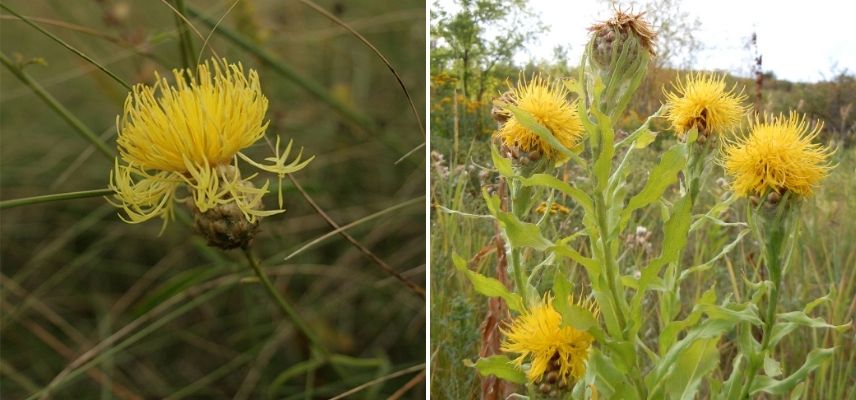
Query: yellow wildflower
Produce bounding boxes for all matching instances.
[109,58,312,229]
[723,112,833,197]
[495,76,584,161]
[664,73,747,136]
[502,294,598,386]
[535,202,571,215]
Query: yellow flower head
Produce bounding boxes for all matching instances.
[535,202,571,215]
[723,112,833,198]
[109,58,312,228]
[501,294,598,385]
[664,73,747,136]
[495,76,584,161]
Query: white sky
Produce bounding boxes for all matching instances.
[435,0,856,83]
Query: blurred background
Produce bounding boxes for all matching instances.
[1,0,425,398]
[430,0,854,398]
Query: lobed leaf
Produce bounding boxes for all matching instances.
[465,355,527,384]
[452,253,525,313]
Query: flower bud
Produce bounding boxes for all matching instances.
[191,165,262,250]
[585,10,655,116]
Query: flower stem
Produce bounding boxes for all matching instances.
[738,203,789,399]
[508,180,528,302]
[593,191,647,399]
[240,246,329,359]
[0,188,115,210]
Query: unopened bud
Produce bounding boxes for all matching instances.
[191,165,261,250]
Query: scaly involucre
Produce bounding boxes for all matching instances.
[495,76,584,161]
[109,58,312,228]
[501,294,597,385]
[723,112,833,197]
[665,73,747,136]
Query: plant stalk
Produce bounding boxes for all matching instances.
[508,179,528,302]
[738,202,789,399]
[240,246,329,359]
[0,188,114,210]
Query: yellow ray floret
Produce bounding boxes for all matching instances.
[495,76,584,161]
[501,294,598,385]
[664,73,747,136]
[108,58,312,228]
[723,112,833,197]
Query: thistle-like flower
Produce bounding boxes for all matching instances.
[723,112,833,198]
[664,73,748,138]
[494,76,584,163]
[108,58,312,245]
[502,294,598,395]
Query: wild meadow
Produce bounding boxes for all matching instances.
[430,5,855,400]
[0,1,425,398]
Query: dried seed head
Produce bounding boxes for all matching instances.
[588,10,656,67]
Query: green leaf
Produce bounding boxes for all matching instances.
[465,355,527,384]
[452,253,525,313]
[550,242,599,275]
[519,173,594,216]
[496,211,553,250]
[750,348,835,395]
[552,267,572,319]
[491,145,514,178]
[649,319,734,390]
[634,128,657,149]
[764,354,783,378]
[696,303,763,326]
[679,229,749,281]
[630,195,693,333]
[589,349,635,400]
[620,143,687,231]
[659,287,717,355]
[482,189,553,251]
[666,338,720,400]
[777,311,850,331]
[506,104,574,160]
[567,303,599,332]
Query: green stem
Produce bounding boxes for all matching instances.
[0,3,131,90]
[593,190,647,400]
[738,205,788,399]
[0,52,115,159]
[0,188,114,210]
[593,192,628,335]
[508,180,528,302]
[241,247,329,359]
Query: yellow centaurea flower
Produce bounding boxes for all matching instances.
[495,76,584,161]
[535,202,571,215]
[723,112,833,197]
[108,58,312,229]
[502,294,598,387]
[664,73,747,137]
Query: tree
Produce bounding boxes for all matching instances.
[431,0,544,99]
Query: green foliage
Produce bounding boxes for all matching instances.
[431,10,854,398]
